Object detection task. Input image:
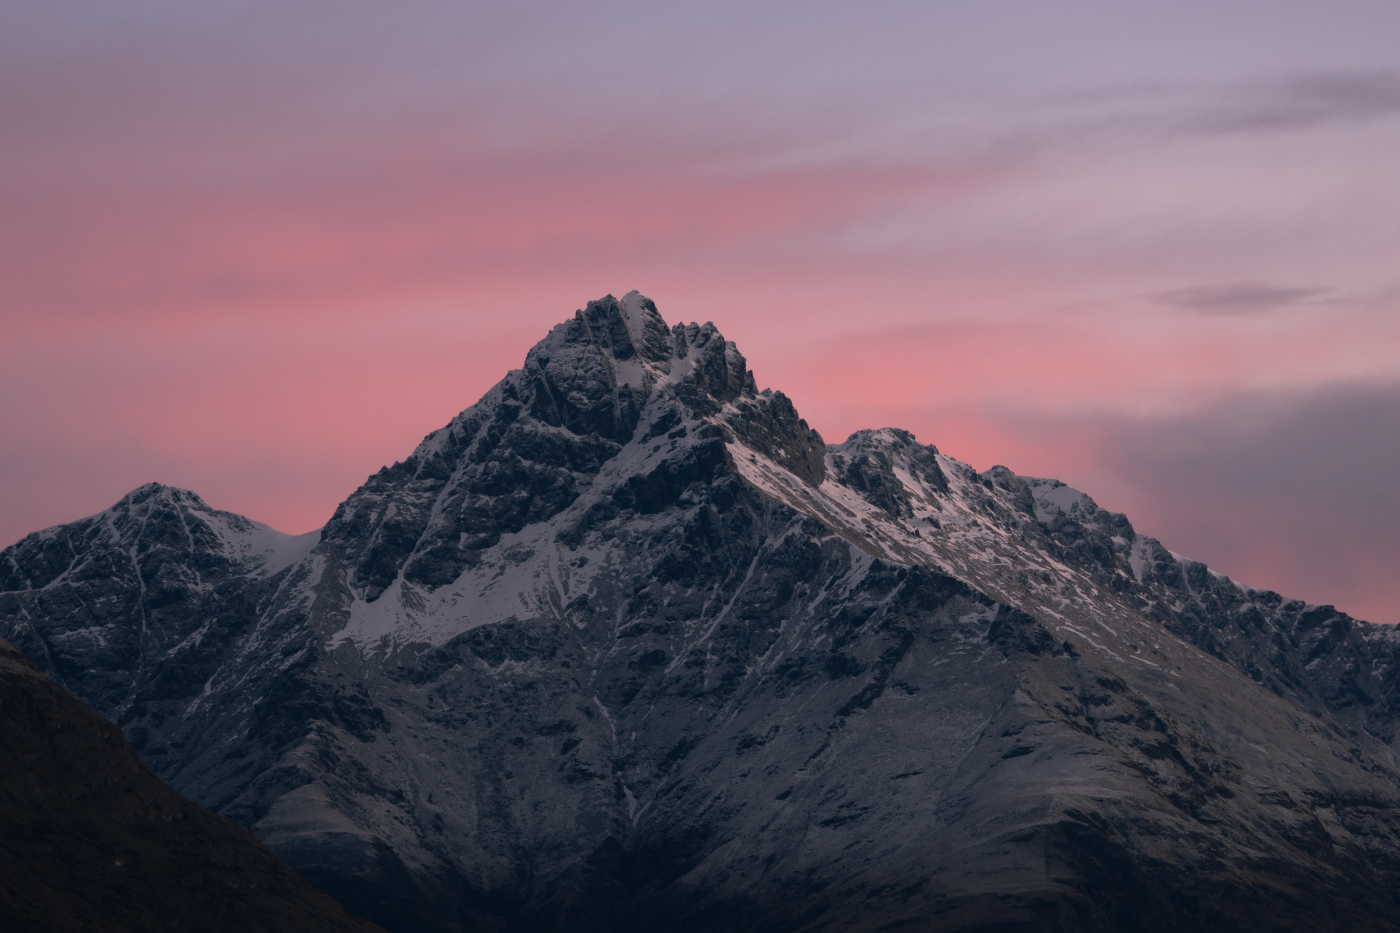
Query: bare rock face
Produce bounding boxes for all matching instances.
[0,638,385,933]
[6,291,1400,932]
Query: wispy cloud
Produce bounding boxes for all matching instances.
[1151,282,1337,316]
[1183,71,1400,137]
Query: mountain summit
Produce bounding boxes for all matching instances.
[6,292,1400,933]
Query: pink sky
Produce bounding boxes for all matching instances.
[3,1,1399,622]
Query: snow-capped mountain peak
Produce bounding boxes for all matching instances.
[6,292,1400,933]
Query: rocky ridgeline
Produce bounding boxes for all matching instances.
[5,292,1400,933]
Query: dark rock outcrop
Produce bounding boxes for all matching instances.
[0,638,384,933]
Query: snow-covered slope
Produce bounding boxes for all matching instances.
[6,292,1400,933]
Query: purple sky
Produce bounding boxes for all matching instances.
[3,1,1398,622]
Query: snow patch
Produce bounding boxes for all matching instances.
[1025,478,1088,524]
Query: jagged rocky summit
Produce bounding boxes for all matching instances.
[5,291,1400,933]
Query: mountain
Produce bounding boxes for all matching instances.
[5,291,1400,932]
[0,637,385,933]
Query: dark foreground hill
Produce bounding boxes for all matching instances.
[0,637,384,933]
[5,292,1400,932]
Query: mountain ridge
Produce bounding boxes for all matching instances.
[5,291,1400,933]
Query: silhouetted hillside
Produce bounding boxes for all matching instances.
[0,638,384,933]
